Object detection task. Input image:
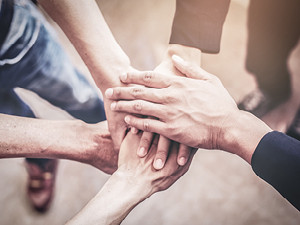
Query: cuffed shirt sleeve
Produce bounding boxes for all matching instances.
[251,131,300,211]
[170,0,230,53]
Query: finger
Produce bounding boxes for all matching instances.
[131,127,139,134]
[153,136,171,170]
[120,71,172,88]
[161,141,180,175]
[111,100,166,120]
[172,55,212,80]
[124,115,168,136]
[177,144,191,166]
[105,86,164,103]
[138,131,154,157]
[144,134,159,163]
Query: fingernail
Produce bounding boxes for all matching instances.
[178,157,186,166]
[131,127,138,134]
[110,102,116,110]
[120,73,127,82]
[172,55,184,62]
[155,158,163,169]
[138,147,146,156]
[105,88,113,98]
[124,116,130,124]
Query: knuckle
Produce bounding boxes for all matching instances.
[114,87,121,97]
[156,149,168,159]
[131,86,143,98]
[143,72,154,84]
[166,94,177,103]
[165,107,175,117]
[143,119,151,132]
[141,136,151,147]
[133,100,143,111]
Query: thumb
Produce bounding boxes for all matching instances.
[172,55,212,80]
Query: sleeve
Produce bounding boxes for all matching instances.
[251,131,300,211]
[169,0,231,53]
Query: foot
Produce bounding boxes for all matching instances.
[286,108,300,141]
[25,159,58,213]
[238,88,290,118]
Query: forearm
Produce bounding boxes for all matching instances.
[170,0,230,53]
[0,114,95,161]
[38,0,131,92]
[67,171,147,225]
[221,111,272,164]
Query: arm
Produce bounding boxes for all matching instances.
[105,57,300,210]
[252,132,300,211]
[105,55,271,163]
[37,0,130,91]
[67,132,196,224]
[37,0,136,151]
[170,0,231,53]
[0,114,117,174]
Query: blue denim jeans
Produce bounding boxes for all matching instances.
[0,0,106,123]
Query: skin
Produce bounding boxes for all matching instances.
[37,0,198,169]
[67,132,196,225]
[0,113,195,223]
[105,55,272,164]
[137,44,201,169]
[0,114,117,174]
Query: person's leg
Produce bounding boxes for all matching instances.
[0,89,57,212]
[0,0,60,213]
[0,0,106,124]
[0,89,35,118]
[1,0,104,211]
[239,0,300,117]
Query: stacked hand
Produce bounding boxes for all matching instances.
[105,45,201,170]
[105,55,238,151]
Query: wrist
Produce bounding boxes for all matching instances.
[110,169,152,201]
[219,110,272,164]
[89,170,148,223]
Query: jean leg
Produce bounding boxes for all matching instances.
[23,25,106,123]
[0,0,105,124]
[0,88,35,118]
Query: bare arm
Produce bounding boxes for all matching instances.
[37,0,136,151]
[0,114,117,174]
[37,0,131,91]
[105,56,272,164]
[67,132,196,225]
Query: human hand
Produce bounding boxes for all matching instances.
[103,66,139,153]
[106,55,239,151]
[126,44,201,169]
[67,131,196,225]
[117,131,196,198]
[76,121,118,175]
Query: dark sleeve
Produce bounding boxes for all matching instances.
[251,131,300,211]
[169,0,231,53]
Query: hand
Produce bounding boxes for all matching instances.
[76,121,118,175]
[106,55,238,151]
[117,131,196,197]
[103,66,139,152]
[122,44,201,169]
[67,131,196,225]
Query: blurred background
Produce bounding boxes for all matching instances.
[1,0,300,224]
